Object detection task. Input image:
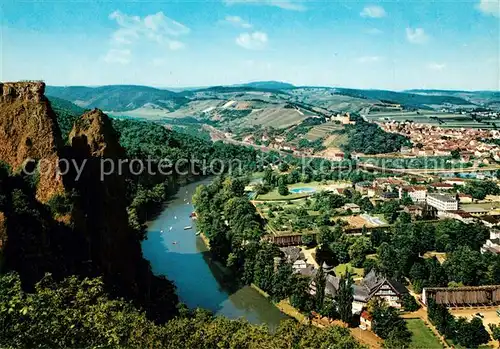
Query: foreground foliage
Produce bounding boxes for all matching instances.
[0,273,364,349]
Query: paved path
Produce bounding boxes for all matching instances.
[349,327,383,348]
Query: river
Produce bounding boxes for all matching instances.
[142,177,288,328]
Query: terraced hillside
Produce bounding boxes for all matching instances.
[304,122,343,141]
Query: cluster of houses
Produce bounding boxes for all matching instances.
[330,175,500,249]
[380,121,500,161]
[279,246,409,331]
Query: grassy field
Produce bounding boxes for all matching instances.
[325,132,348,148]
[406,319,443,349]
[366,110,496,129]
[334,263,364,278]
[236,107,309,129]
[305,123,343,141]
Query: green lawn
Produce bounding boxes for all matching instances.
[406,319,443,349]
[334,263,364,278]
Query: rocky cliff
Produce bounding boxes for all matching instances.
[0,82,65,203]
[0,82,178,321]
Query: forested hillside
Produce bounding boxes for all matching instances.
[47,85,188,112]
[341,117,411,154]
[334,88,474,109]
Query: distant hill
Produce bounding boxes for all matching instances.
[46,85,188,112]
[334,88,475,109]
[47,96,88,140]
[236,81,295,90]
[405,89,500,110]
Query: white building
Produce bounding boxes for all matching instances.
[399,186,427,203]
[426,193,458,212]
[481,230,500,254]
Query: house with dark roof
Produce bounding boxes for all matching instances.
[352,270,408,312]
[316,269,408,314]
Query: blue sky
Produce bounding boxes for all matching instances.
[1,0,499,90]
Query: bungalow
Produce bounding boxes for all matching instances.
[439,210,476,224]
[243,135,255,143]
[342,203,361,213]
[355,181,373,195]
[445,178,466,186]
[479,215,500,228]
[431,183,454,191]
[359,311,373,331]
[434,149,452,156]
[457,193,473,203]
[330,153,345,162]
[481,239,500,254]
[404,205,423,219]
[374,178,408,190]
[367,187,377,198]
[460,152,473,163]
[334,188,345,195]
[381,192,399,200]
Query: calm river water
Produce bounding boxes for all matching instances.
[142,177,288,328]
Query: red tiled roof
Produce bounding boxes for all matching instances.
[360,310,373,321]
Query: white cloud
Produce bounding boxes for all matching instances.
[406,28,429,44]
[360,5,386,18]
[477,0,500,17]
[236,31,268,50]
[365,28,383,35]
[427,62,447,71]
[168,40,186,50]
[356,56,384,63]
[104,10,190,63]
[102,49,131,65]
[223,15,252,28]
[224,0,306,11]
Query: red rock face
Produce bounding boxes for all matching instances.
[0,82,65,203]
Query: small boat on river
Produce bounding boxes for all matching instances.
[184,226,193,230]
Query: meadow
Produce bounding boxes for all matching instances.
[405,319,444,349]
[365,110,496,129]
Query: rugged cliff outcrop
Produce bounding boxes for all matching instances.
[0,82,65,203]
[0,82,178,322]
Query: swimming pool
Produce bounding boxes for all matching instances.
[289,187,316,194]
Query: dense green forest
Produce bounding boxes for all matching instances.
[193,177,319,312]
[342,118,411,154]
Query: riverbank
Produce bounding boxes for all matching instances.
[199,231,211,249]
[142,177,289,329]
[276,299,309,325]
